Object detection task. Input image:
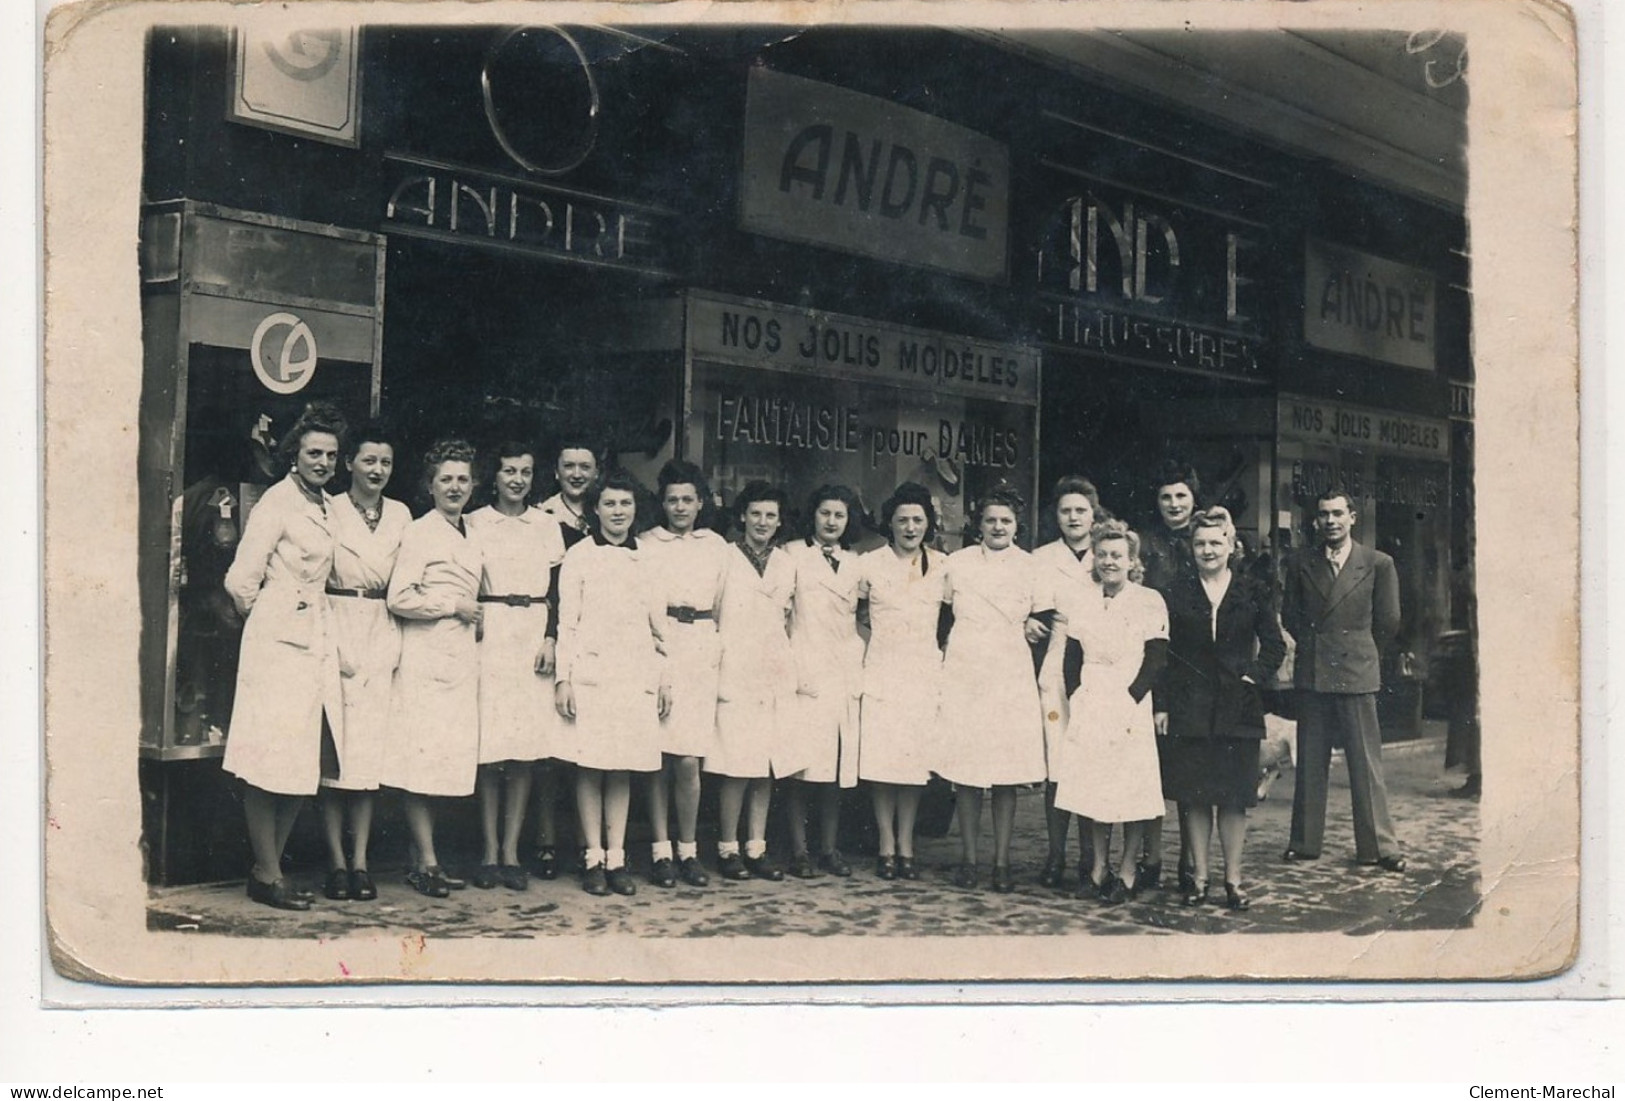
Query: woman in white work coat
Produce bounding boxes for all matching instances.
[935,488,1051,893]
[1027,475,1106,891]
[381,439,484,899]
[465,443,568,893]
[706,482,799,882]
[641,460,730,889]
[317,422,410,904]
[780,484,866,879]
[856,482,947,881]
[223,401,349,911]
[553,470,670,897]
[1053,520,1170,905]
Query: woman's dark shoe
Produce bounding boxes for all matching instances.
[1281,848,1319,862]
[1077,872,1112,902]
[896,856,919,881]
[247,876,311,911]
[533,846,559,880]
[605,867,637,896]
[434,868,467,890]
[472,864,501,890]
[1136,861,1163,891]
[1181,882,1215,907]
[951,863,979,889]
[679,856,711,887]
[1177,867,1197,896]
[499,864,529,891]
[991,865,1015,893]
[1038,854,1064,889]
[788,852,820,879]
[582,865,610,896]
[875,855,897,880]
[1104,875,1140,905]
[650,857,678,888]
[323,868,352,901]
[405,869,451,899]
[348,869,377,901]
[818,850,852,877]
[743,853,784,881]
[719,853,752,881]
[1224,882,1251,911]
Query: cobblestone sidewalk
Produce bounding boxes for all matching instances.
[148,730,1479,941]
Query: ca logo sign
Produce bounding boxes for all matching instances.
[250,312,319,394]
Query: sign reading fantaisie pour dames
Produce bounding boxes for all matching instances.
[739,68,1011,283]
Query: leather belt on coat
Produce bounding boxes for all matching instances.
[666,605,715,623]
[478,594,549,607]
[326,584,387,600]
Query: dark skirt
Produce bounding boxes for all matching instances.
[1158,736,1261,808]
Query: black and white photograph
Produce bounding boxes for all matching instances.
[38,0,1580,987]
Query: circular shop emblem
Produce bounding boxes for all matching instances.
[250,312,319,395]
[481,26,599,176]
[263,30,344,82]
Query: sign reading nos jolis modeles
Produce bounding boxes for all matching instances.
[739,68,1010,283]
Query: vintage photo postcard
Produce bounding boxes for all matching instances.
[40,0,1580,988]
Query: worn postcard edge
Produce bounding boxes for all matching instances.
[38,0,1583,991]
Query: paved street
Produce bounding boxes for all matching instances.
[148,723,1478,942]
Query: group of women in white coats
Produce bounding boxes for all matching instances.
[224,406,1269,911]
[224,404,578,908]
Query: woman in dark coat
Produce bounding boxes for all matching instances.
[1153,507,1286,910]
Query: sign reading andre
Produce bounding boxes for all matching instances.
[740,68,1010,283]
[1304,239,1437,372]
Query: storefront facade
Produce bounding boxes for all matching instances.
[137,23,1470,882]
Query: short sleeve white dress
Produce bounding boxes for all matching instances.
[1052,581,1170,823]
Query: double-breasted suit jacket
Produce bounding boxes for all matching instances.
[1156,571,1287,742]
[1282,542,1400,695]
[1281,538,1403,862]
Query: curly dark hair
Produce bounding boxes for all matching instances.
[1314,485,1358,514]
[971,484,1026,527]
[802,484,864,548]
[1151,459,1202,500]
[341,418,394,462]
[655,460,713,531]
[731,481,790,538]
[483,440,539,504]
[879,482,939,545]
[420,438,479,491]
[583,469,646,534]
[277,401,350,469]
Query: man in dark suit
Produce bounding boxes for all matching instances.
[1281,488,1406,872]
